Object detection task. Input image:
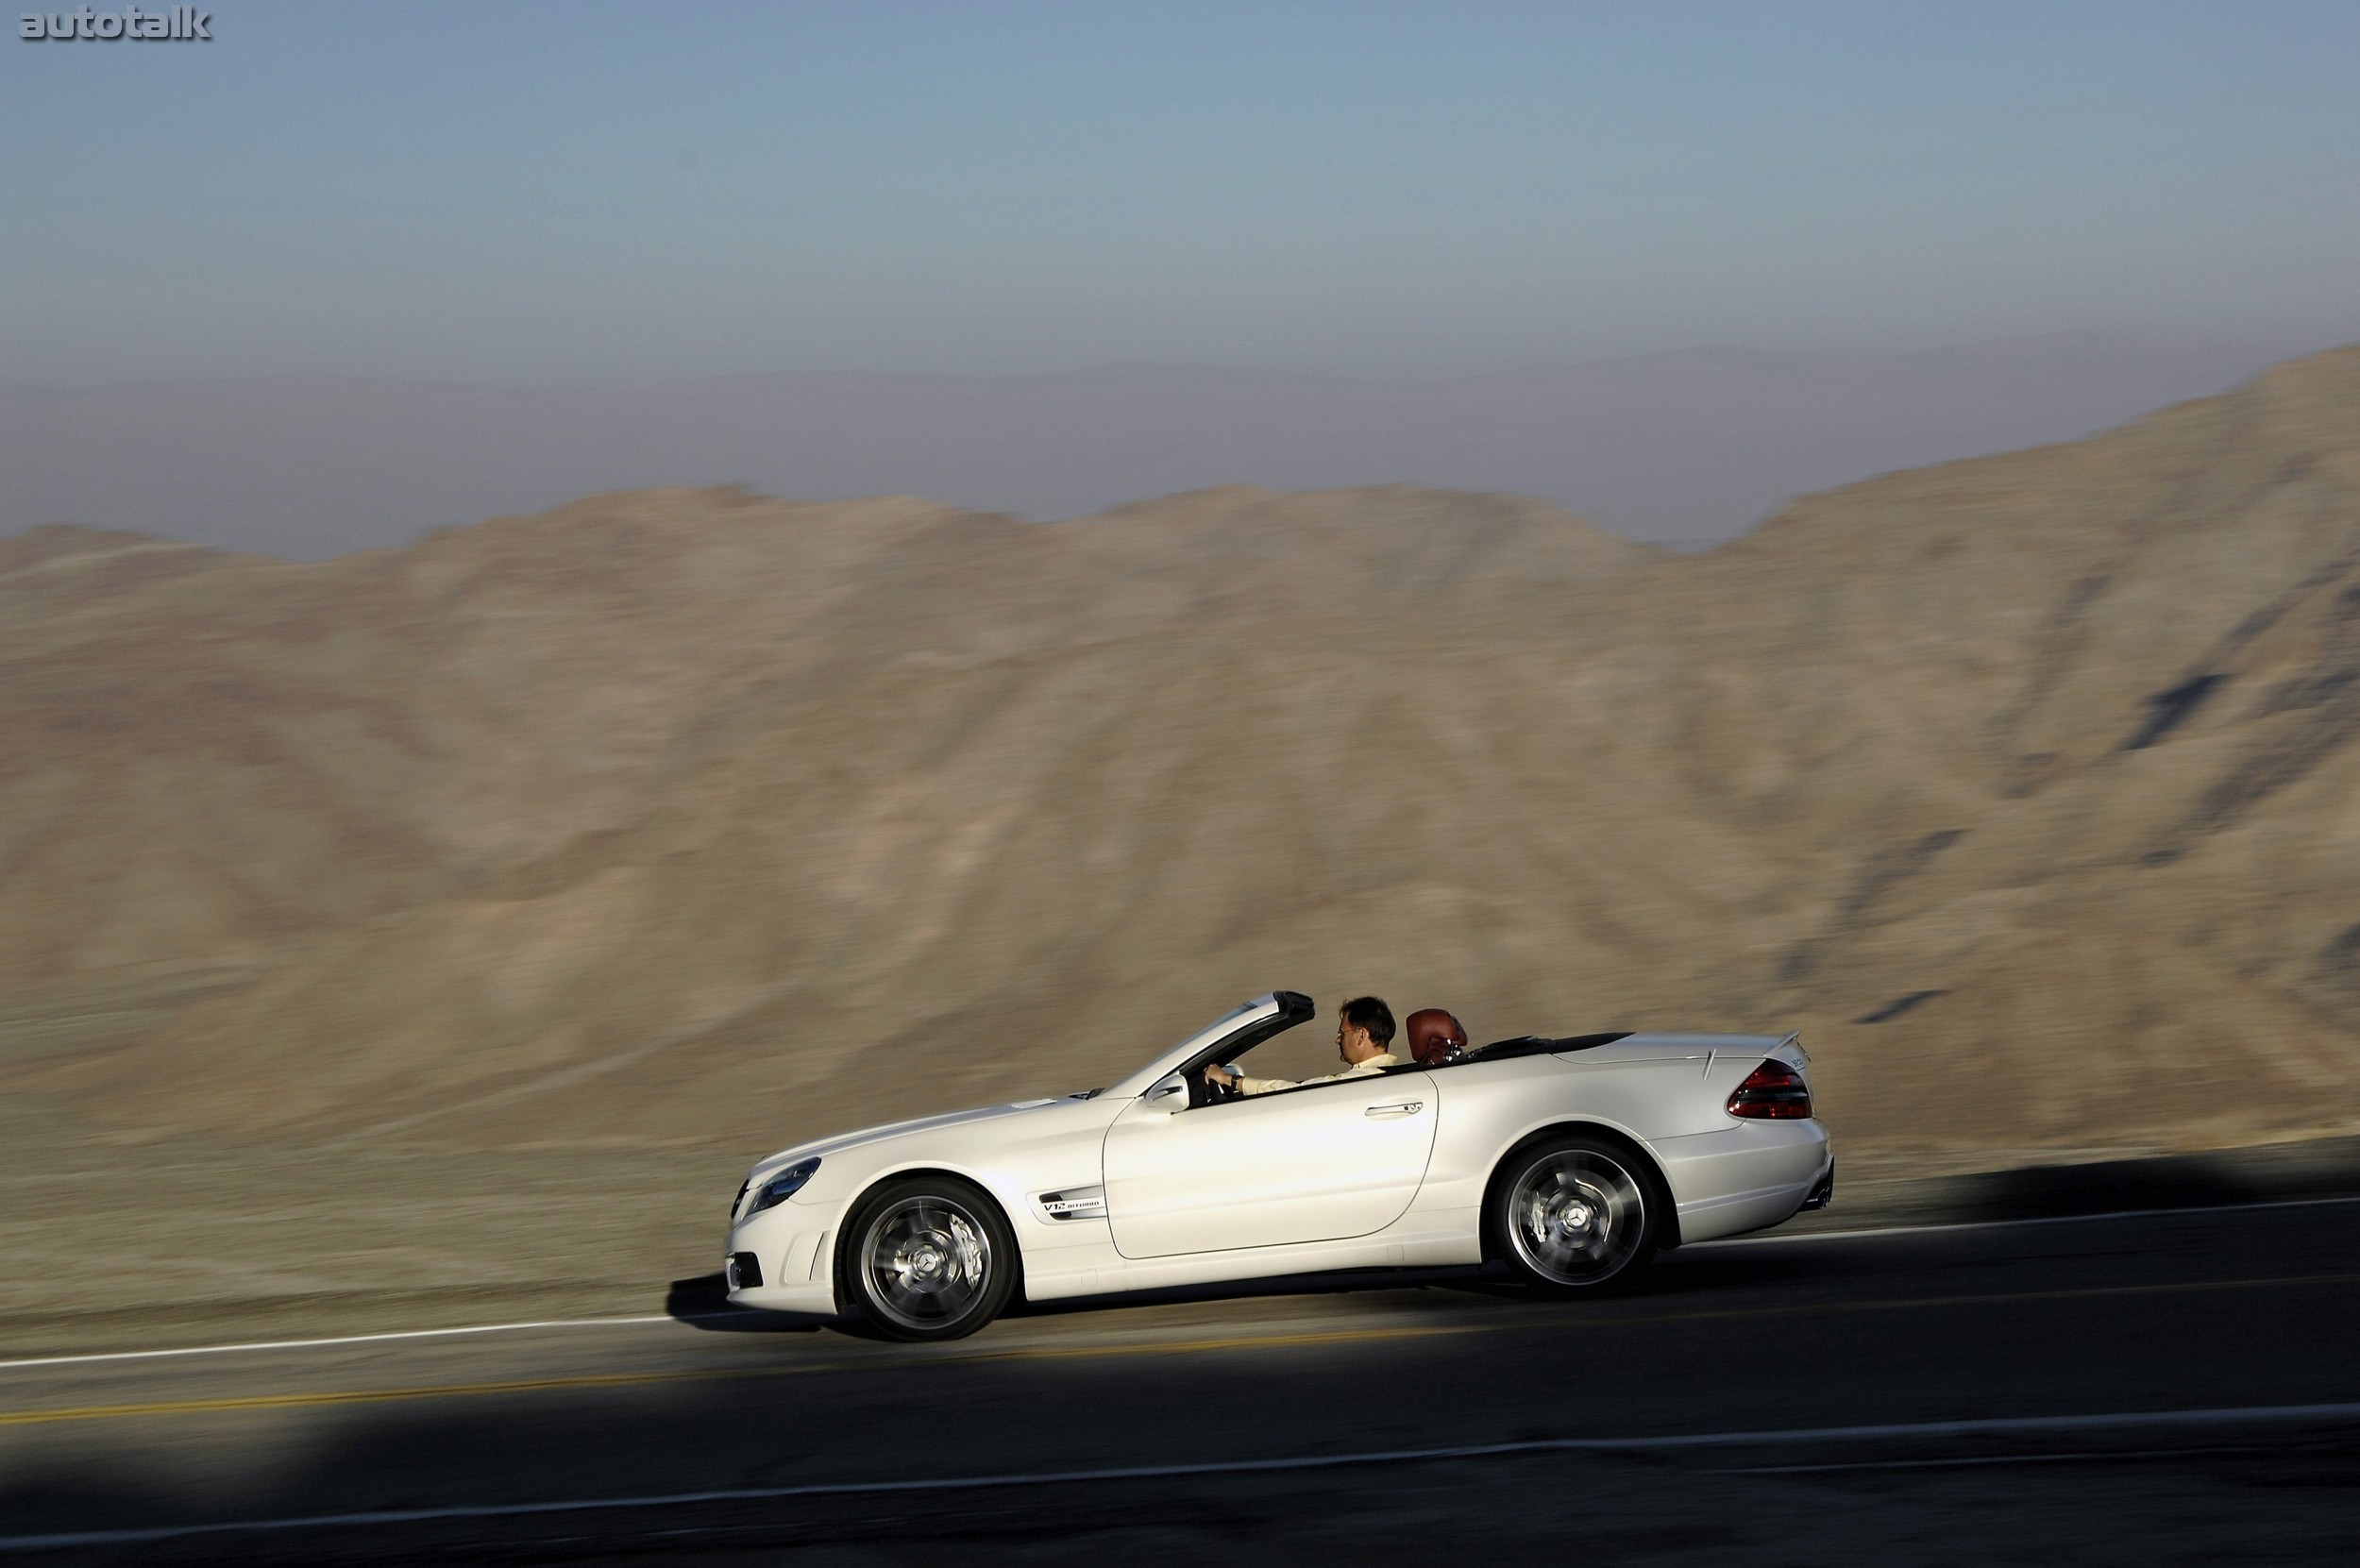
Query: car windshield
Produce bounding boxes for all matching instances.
[1180,999,1264,1052]
[1214,1020,1342,1086]
[1130,998,1272,1077]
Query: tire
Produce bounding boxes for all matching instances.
[1486,1134,1660,1293]
[839,1175,1019,1342]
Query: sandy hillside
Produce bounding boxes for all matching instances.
[5,347,2360,1160]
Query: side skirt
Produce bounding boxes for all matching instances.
[1022,1220,1483,1301]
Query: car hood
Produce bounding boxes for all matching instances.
[748,1096,1072,1183]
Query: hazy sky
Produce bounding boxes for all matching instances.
[6,1,2357,385]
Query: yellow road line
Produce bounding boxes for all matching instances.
[968,1321,1485,1363]
[0,1370,705,1428]
[0,1324,1483,1428]
[5,1272,2350,1430]
[1564,1268,2360,1336]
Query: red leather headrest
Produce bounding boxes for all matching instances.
[1404,1008,1468,1066]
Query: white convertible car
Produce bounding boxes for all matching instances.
[722,992,1832,1340]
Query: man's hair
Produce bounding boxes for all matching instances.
[1340,995,1395,1047]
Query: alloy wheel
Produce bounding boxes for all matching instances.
[860,1196,995,1332]
[1505,1148,1645,1286]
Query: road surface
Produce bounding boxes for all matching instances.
[3,1198,2357,1563]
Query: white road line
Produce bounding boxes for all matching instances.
[6,1401,2359,1552]
[0,1315,691,1372]
[5,1191,2354,1374]
[1720,1447,2215,1475]
[1687,1190,2360,1248]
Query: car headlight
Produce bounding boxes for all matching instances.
[744,1158,821,1218]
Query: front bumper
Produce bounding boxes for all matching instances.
[722,1202,840,1316]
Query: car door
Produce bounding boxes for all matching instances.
[1099,1072,1440,1258]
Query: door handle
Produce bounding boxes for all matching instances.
[1365,1101,1424,1118]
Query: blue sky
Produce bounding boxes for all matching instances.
[6,0,2357,383]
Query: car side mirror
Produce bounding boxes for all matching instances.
[1141,1072,1189,1114]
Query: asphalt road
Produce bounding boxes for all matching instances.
[4,1198,2358,1565]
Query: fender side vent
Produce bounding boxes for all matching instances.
[1037,1186,1107,1222]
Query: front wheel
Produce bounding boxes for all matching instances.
[1487,1135,1659,1292]
[840,1176,1019,1341]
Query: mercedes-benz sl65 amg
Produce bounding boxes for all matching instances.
[721,991,1831,1340]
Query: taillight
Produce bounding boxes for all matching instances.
[1728,1059,1812,1120]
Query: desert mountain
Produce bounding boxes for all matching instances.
[2,336,2281,558]
[5,347,2360,1159]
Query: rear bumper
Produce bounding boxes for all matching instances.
[1656,1119,1832,1244]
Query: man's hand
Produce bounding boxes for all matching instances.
[1203,1063,1238,1089]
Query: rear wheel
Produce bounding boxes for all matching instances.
[840,1176,1018,1341]
[1487,1135,1659,1292]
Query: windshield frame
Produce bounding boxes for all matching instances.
[1104,991,1314,1099]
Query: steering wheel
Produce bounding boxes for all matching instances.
[1189,1063,1243,1108]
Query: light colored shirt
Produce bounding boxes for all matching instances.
[1237,1053,1402,1096]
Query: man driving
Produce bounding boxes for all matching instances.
[1205,996,1399,1095]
